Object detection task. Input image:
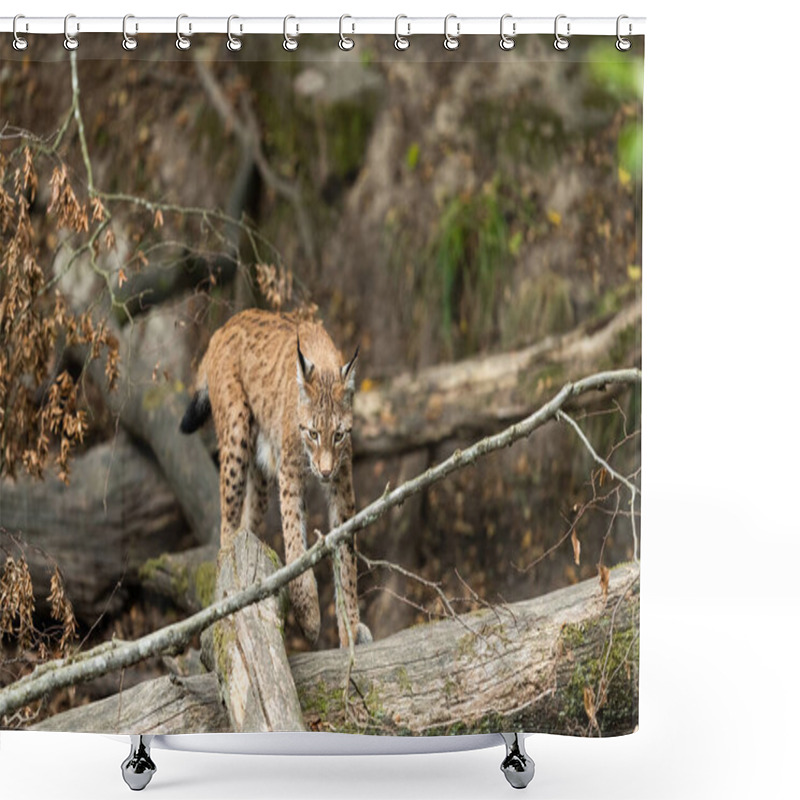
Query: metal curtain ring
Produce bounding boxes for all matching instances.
[394,14,410,51]
[616,14,632,51]
[64,14,79,51]
[12,15,28,51]
[443,14,460,51]
[499,14,516,51]
[283,15,298,51]
[122,14,138,51]
[554,14,570,51]
[227,15,242,51]
[339,14,355,51]
[176,14,191,50]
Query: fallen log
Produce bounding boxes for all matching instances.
[291,562,640,737]
[0,434,188,623]
[139,544,218,614]
[32,674,228,734]
[353,300,641,457]
[31,562,638,736]
[204,528,304,732]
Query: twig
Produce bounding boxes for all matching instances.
[556,409,640,563]
[69,53,95,197]
[0,368,640,720]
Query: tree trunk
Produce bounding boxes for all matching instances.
[31,562,639,736]
[291,562,639,737]
[353,301,641,457]
[0,434,188,623]
[88,312,221,547]
[204,528,305,732]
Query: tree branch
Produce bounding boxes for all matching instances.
[193,59,317,268]
[0,367,640,721]
[556,409,640,562]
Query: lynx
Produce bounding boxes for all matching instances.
[180,309,370,648]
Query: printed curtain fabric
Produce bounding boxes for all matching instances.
[0,33,642,738]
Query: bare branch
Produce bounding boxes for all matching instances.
[0,367,640,721]
[556,409,640,562]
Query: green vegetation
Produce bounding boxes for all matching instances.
[501,272,575,348]
[559,614,639,735]
[433,183,511,356]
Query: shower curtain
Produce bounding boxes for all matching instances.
[0,28,642,741]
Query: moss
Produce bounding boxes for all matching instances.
[192,561,217,608]
[212,622,236,679]
[455,632,478,660]
[560,621,586,650]
[558,613,639,735]
[138,553,170,584]
[298,677,389,734]
[394,666,412,693]
[299,679,338,718]
[264,546,283,572]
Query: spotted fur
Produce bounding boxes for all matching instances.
[182,309,368,647]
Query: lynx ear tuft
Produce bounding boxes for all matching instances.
[341,342,359,392]
[296,335,315,385]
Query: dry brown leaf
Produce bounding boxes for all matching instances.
[598,564,610,599]
[571,529,581,566]
[583,685,596,726]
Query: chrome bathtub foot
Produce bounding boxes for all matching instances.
[121,735,156,791]
[500,733,534,790]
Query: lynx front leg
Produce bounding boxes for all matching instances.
[329,458,371,647]
[278,458,320,643]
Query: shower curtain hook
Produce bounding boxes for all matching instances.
[63,14,79,51]
[616,15,632,51]
[12,15,28,51]
[175,14,191,50]
[283,15,299,51]
[554,14,570,51]
[227,15,243,51]
[122,15,138,51]
[443,14,460,51]
[339,14,355,51]
[499,14,516,51]
[394,15,410,50]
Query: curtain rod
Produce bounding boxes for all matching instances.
[0,15,646,38]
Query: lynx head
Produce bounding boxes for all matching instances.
[296,336,358,483]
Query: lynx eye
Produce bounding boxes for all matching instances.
[334,431,345,443]
[305,429,319,443]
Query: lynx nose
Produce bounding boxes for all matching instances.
[319,452,334,480]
